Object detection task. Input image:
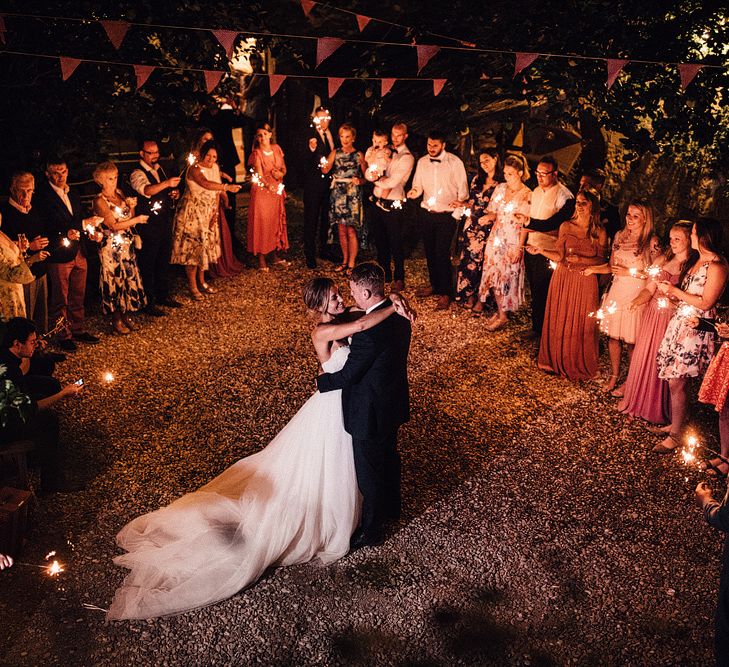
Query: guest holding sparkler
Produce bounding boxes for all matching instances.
[476,155,531,331]
[129,140,182,315]
[653,218,728,453]
[455,148,502,311]
[618,221,695,424]
[694,476,729,666]
[92,162,148,336]
[585,199,661,393]
[171,142,240,300]
[247,123,289,272]
[36,157,102,349]
[529,187,607,380]
[321,123,366,277]
[0,212,35,320]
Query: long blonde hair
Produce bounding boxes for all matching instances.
[620,198,656,263]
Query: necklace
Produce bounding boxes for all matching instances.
[262,149,273,156]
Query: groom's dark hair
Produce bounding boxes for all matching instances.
[350,262,385,296]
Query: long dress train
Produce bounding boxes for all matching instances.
[108,345,360,620]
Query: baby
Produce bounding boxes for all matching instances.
[364,130,393,200]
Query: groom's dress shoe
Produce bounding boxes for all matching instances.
[350,529,385,551]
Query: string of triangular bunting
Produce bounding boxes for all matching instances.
[0,9,719,92]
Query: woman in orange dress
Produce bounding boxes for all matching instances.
[247,123,289,272]
[529,188,607,380]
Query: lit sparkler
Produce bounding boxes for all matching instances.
[426,196,437,208]
[463,207,472,218]
[103,371,115,383]
[548,260,558,271]
[276,183,285,196]
[151,201,162,215]
[504,201,516,214]
[656,297,669,310]
[249,169,264,188]
[588,300,618,321]
[187,153,196,166]
[112,206,125,218]
[678,304,698,319]
[646,265,662,279]
[312,113,331,126]
[61,238,71,247]
[629,267,639,278]
[17,551,65,577]
[391,199,403,210]
[319,156,328,169]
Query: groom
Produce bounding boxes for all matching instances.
[317,262,411,548]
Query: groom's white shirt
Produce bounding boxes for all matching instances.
[365,299,388,315]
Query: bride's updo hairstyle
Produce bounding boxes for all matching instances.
[303,277,335,317]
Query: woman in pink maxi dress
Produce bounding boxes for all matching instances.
[247,123,289,271]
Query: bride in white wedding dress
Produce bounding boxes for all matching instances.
[107,278,413,620]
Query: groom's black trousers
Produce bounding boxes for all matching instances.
[353,429,401,534]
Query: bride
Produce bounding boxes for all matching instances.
[107,277,414,620]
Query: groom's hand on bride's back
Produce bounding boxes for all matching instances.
[390,294,417,322]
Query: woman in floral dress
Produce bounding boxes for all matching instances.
[92,162,149,335]
[321,124,366,275]
[652,218,728,453]
[455,149,502,310]
[171,141,240,299]
[477,155,531,331]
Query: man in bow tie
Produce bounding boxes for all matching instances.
[129,139,182,316]
[303,106,337,269]
[407,130,468,310]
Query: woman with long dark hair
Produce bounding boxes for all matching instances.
[652,218,729,453]
[247,122,289,271]
[455,149,503,310]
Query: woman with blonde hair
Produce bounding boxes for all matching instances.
[476,154,532,331]
[92,161,149,335]
[584,198,661,393]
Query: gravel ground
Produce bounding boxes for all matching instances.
[0,201,724,666]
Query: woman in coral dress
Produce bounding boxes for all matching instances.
[530,188,607,381]
[699,322,729,476]
[618,222,694,424]
[588,199,661,393]
[247,123,289,272]
[477,155,531,331]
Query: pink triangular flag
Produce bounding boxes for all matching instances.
[269,74,286,96]
[514,52,538,77]
[60,57,82,81]
[606,58,628,89]
[381,78,396,96]
[328,77,345,98]
[416,45,440,74]
[204,70,224,93]
[0,15,6,45]
[433,79,447,96]
[100,20,129,50]
[356,15,371,32]
[678,63,702,90]
[134,65,155,91]
[300,0,316,17]
[316,37,345,67]
[212,29,238,58]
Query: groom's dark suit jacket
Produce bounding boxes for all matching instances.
[317,302,411,439]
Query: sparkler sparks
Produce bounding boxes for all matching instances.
[61,238,71,247]
[151,201,163,215]
[276,183,285,196]
[426,196,437,208]
[646,265,661,279]
[187,153,196,166]
[548,260,558,270]
[504,201,516,214]
[629,267,638,278]
[391,199,403,210]
[103,372,115,383]
[319,156,328,169]
[678,304,698,318]
[463,207,472,218]
[588,301,618,320]
[657,297,669,310]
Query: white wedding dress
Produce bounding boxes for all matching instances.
[108,345,360,620]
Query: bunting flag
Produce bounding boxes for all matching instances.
[204,70,224,93]
[355,15,371,32]
[300,0,316,17]
[678,63,702,90]
[316,37,345,67]
[100,20,130,50]
[328,77,345,98]
[381,78,396,96]
[212,29,238,57]
[433,79,447,96]
[606,58,628,89]
[269,74,286,96]
[60,57,82,81]
[0,15,6,45]
[514,52,538,77]
[416,45,440,74]
[134,64,155,91]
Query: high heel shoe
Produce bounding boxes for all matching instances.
[200,283,217,294]
[188,288,204,301]
[112,320,130,336]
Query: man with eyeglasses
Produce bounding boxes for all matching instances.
[523,155,575,336]
[129,139,182,316]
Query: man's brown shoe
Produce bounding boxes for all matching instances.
[435,295,451,310]
[415,285,434,298]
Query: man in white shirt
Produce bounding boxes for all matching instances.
[523,155,574,334]
[407,130,468,310]
[371,122,415,292]
[129,140,182,315]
